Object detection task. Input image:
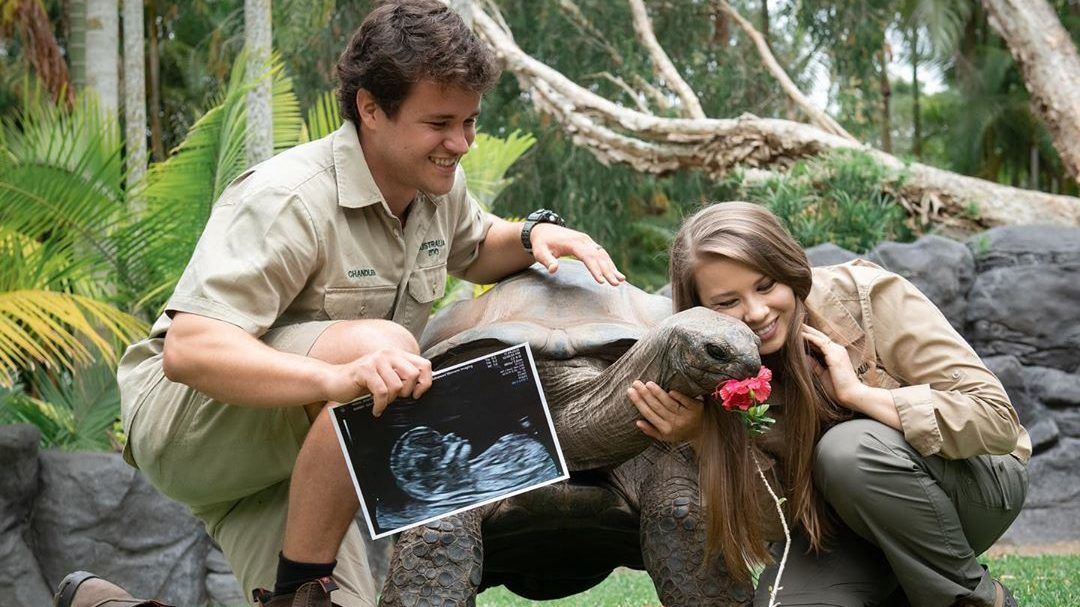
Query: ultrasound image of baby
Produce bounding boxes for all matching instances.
[376,425,560,528]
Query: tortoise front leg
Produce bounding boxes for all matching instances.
[628,444,753,606]
[378,510,485,607]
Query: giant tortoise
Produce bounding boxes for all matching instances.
[378,259,762,607]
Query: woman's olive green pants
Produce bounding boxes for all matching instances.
[754,419,1027,607]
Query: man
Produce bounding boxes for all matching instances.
[60,2,622,607]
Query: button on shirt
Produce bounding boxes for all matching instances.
[117,120,492,401]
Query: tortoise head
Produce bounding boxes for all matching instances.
[653,306,762,397]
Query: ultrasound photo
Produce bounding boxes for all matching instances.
[331,344,568,538]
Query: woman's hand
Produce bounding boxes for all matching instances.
[627,380,703,442]
[800,324,864,408]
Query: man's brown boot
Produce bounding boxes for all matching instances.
[252,576,339,607]
[54,571,174,607]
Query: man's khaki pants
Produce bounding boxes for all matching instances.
[755,419,1027,607]
[123,321,377,607]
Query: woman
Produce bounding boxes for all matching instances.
[627,202,1029,607]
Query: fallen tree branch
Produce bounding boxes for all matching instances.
[627,0,705,119]
[715,0,855,141]
[465,1,1080,228]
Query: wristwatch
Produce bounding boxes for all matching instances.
[520,208,566,252]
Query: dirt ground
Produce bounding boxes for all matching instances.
[987,540,1080,556]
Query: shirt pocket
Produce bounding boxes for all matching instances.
[323,284,397,320]
[403,263,447,337]
[407,263,447,304]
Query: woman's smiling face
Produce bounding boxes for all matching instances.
[693,257,797,356]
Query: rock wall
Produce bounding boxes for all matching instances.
[0,226,1076,607]
[0,425,393,607]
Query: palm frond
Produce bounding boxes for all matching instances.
[119,50,305,313]
[0,289,146,385]
[459,130,537,210]
[305,89,341,142]
[0,359,121,450]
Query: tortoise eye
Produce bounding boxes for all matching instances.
[705,343,729,362]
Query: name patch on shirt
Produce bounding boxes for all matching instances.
[347,268,377,278]
[420,238,446,257]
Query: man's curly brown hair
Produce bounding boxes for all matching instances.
[336,0,501,123]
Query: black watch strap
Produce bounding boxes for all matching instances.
[521,209,566,252]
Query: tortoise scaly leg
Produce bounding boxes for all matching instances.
[631,444,753,606]
[378,511,484,607]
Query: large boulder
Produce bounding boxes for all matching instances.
[805,243,858,267]
[999,438,1080,546]
[965,227,1080,373]
[868,235,974,331]
[983,356,1058,452]
[1023,366,1080,440]
[0,425,53,607]
[969,225,1080,273]
[30,451,211,607]
[205,545,245,607]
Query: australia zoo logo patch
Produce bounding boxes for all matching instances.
[420,238,446,257]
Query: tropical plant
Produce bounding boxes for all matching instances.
[0,85,147,385]
[459,130,537,211]
[718,150,914,253]
[124,50,305,312]
[0,357,122,449]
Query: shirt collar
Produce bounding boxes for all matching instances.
[331,120,444,210]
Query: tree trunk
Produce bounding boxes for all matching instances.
[244,0,273,166]
[83,0,119,112]
[911,27,922,159]
[879,37,892,154]
[14,0,74,107]
[122,0,147,194]
[467,3,1080,229]
[982,0,1080,184]
[146,0,164,162]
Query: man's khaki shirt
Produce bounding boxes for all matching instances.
[117,120,492,406]
[805,260,1031,462]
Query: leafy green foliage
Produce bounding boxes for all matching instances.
[459,131,536,211]
[718,150,913,253]
[0,87,147,383]
[0,358,122,450]
[127,51,305,312]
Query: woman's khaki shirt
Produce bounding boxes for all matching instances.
[803,260,1031,462]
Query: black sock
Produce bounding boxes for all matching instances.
[273,552,336,596]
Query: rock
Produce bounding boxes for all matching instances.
[983,356,1058,451]
[1022,366,1080,410]
[205,546,244,606]
[868,236,974,331]
[1000,438,1080,545]
[968,225,1080,273]
[360,529,395,592]
[0,424,53,607]
[965,265,1080,373]
[30,452,210,607]
[805,243,858,267]
[206,572,245,607]
[1052,408,1080,439]
[0,424,40,528]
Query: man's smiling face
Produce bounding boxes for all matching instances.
[358,80,481,210]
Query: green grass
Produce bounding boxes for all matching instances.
[475,555,1080,606]
[980,554,1080,607]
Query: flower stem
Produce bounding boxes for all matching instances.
[753,455,789,607]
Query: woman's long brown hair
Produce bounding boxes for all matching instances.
[669,202,847,583]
